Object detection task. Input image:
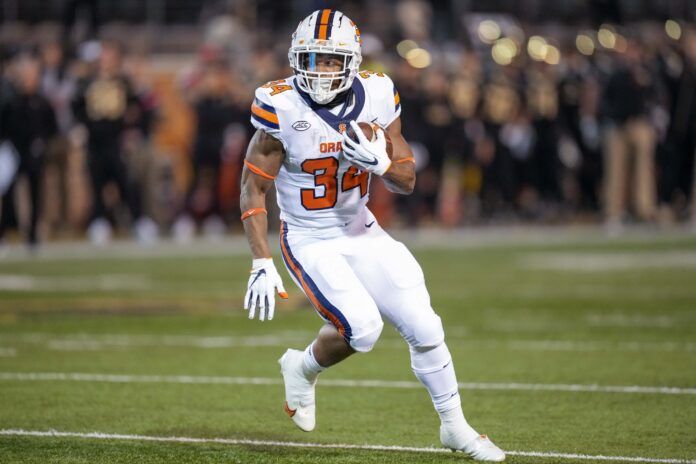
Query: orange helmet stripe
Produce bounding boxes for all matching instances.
[317,9,332,39]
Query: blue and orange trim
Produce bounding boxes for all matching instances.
[295,77,366,133]
[251,98,279,129]
[314,9,335,40]
[279,222,352,341]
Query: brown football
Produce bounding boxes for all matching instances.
[345,122,393,159]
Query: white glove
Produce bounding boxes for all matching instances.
[244,258,288,321]
[341,121,392,176]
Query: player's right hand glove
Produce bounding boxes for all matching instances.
[341,121,392,176]
[244,258,288,321]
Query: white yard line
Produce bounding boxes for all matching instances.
[0,226,692,263]
[0,372,694,395]
[506,339,696,353]
[0,429,693,464]
[0,332,312,350]
[3,332,694,353]
[43,335,309,351]
[383,339,696,353]
[0,347,16,357]
[0,274,151,292]
[520,251,696,271]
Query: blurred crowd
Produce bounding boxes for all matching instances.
[1,0,696,247]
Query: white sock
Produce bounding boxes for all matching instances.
[411,343,479,443]
[438,404,479,443]
[301,341,325,381]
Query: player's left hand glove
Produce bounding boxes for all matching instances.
[244,258,288,321]
[341,121,392,176]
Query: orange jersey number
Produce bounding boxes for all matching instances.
[359,70,385,79]
[301,157,339,210]
[301,158,369,210]
[262,79,292,96]
[341,166,368,197]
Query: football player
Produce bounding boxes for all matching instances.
[240,9,505,462]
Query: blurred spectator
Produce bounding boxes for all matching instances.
[479,68,523,216]
[72,40,156,244]
[420,70,457,221]
[392,61,429,225]
[2,4,696,238]
[0,56,58,247]
[63,0,100,47]
[123,53,162,223]
[601,39,658,232]
[658,28,696,226]
[526,62,561,214]
[40,42,77,235]
[558,49,602,212]
[174,58,247,241]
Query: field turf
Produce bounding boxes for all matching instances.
[0,230,695,463]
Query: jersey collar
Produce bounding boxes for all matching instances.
[293,77,366,133]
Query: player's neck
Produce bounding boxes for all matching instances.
[321,88,352,109]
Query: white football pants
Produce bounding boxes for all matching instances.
[279,208,445,353]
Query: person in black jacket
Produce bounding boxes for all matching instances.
[72,40,152,243]
[0,56,58,246]
[658,29,696,225]
[173,59,245,240]
[601,39,658,231]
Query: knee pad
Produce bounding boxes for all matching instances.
[349,319,384,353]
[409,313,445,349]
[410,341,452,374]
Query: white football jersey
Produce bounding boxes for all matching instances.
[250,72,401,229]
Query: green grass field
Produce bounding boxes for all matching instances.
[0,230,695,463]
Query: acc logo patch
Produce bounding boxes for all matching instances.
[292,121,311,131]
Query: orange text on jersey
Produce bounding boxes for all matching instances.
[319,141,343,153]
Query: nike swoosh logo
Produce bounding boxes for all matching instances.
[249,269,266,287]
[362,157,378,165]
[370,117,378,123]
[284,401,297,417]
[365,221,375,228]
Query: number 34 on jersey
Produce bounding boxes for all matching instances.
[249,72,401,229]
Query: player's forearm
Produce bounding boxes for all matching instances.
[242,214,272,259]
[382,161,416,194]
[240,186,272,259]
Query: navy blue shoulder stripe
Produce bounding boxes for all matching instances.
[252,113,279,130]
[253,98,277,114]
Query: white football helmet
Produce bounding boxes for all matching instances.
[288,9,362,105]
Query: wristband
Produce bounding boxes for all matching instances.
[241,207,267,221]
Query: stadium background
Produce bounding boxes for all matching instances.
[0,2,695,464]
[1,0,696,243]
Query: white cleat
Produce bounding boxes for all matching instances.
[278,349,316,432]
[441,427,506,462]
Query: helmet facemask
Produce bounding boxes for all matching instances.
[289,46,361,105]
